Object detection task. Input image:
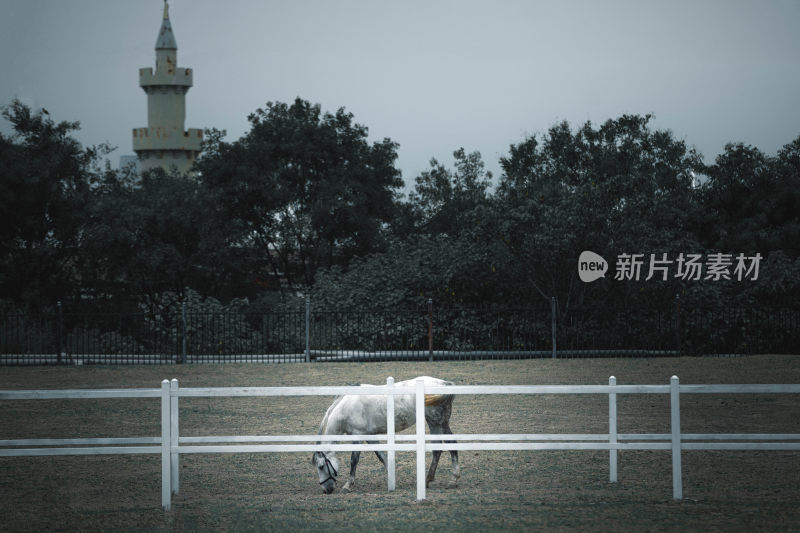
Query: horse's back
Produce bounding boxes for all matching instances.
[395,376,455,408]
[396,376,454,388]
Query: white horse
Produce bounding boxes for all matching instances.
[312,376,460,494]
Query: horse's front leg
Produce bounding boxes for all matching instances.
[341,450,360,492]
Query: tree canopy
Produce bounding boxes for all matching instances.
[1,97,798,314]
[0,100,110,308]
[196,98,403,288]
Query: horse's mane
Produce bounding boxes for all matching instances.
[318,394,345,436]
[317,382,363,436]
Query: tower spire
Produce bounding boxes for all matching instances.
[156,1,177,50]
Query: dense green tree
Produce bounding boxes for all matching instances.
[4,95,799,318]
[196,98,403,288]
[312,235,505,311]
[0,100,110,310]
[314,116,715,313]
[696,136,800,305]
[700,138,800,259]
[494,115,705,313]
[404,148,493,237]
[314,151,509,310]
[82,169,252,308]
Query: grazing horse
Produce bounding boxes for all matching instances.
[312,376,460,494]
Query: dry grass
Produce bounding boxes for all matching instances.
[1,355,799,532]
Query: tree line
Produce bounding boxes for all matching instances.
[2,97,799,316]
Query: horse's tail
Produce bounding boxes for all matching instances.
[424,394,447,406]
[424,380,456,406]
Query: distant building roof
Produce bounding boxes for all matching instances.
[155,1,177,50]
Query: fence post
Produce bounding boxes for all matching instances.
[160,379,172,511]
[674,294,682,356]
[56,301,63,364]
[305,298,311,363]
[386,377,396,491]
[415,378,426,500]
[180,302,187,364]
[427,299,433,362]
[551,297,557,359]
[170,378,179,495]
[670,375,683,500]
[608,376,618,483]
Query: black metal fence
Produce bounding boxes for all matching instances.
[1,300,798,365]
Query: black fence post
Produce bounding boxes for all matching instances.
[56,301,63,364]
[180,301,187,364]
[305,297,311,363]
[428,299,433,362]
[674,294,682,356]
[551,297,557,359]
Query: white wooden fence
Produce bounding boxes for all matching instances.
[2,376,800,510]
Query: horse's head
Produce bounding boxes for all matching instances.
[311,451,339,494]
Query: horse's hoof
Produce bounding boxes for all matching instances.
[341,484,352,493]
[447,480,458,489]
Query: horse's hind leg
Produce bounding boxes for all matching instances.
[425,424,444,487]
[426,403,459,488]
[374,449,387,467]
[427,450,444,488]
[342,450,360,492]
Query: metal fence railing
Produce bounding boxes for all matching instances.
[1,299,798,364]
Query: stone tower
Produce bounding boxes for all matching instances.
[133,1,202,175]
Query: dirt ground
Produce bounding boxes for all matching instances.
[1,355,799,532]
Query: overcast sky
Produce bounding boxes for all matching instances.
[2,0,799,190]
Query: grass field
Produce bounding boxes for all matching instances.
[1,355,800,532]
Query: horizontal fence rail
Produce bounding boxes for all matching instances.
[2,377,800,508]
[2,300,798,364]
[0,389,163,462]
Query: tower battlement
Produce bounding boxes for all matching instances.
[132,127,202,152]
[139,67,193,89]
